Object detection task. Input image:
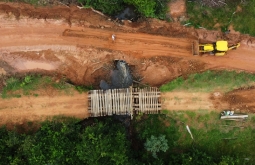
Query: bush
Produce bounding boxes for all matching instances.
[144,134,169,158]
[78,0,170,19]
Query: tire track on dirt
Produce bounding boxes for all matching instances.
[62,28,192,57]
[0,93,89,125]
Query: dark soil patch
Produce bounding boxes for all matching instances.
[221,86,255,113]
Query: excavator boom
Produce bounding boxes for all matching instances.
[228,43,240,50]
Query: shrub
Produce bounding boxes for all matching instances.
[144,134,169,158]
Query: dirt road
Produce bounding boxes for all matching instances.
[0,91,215,126]
[0,92,89,126]
[1,3,255,125]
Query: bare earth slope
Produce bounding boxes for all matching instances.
[1,3,255,125]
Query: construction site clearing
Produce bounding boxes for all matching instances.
[1,3,255,125]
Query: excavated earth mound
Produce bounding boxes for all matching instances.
[222,87,255,113]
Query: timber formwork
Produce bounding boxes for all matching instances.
[88,87,161,118]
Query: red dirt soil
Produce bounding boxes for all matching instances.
[1,2,255,125]
[210,87,255,113]
[0,90,89,126]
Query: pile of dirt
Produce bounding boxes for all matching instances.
[210,87,255,113]
[222,87,255,113]
[139,56,207,86]
[167,0,187,22]
[0,3,111,27]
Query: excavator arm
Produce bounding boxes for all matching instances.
[228,43,240,50]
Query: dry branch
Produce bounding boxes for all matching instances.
[199,0,227,7]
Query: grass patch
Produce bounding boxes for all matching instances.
[186,0,255,36]
[160,70,255,92]
[51,80,74,95]
[165,110,255,163]
[3,0,49,6]
[232,0,255,35]
[160,77,184,91]
[1,74,92,99]
[251,116,255,123]
[1,75,42,98]
[135,112,255,163]
[185,111,196,120]
[75,85,93,93]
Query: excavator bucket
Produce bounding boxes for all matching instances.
[192,40,199,56]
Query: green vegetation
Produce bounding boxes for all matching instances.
[160,70,255,92]
[166,110,255,164]
[1,74,92,98]
[186,0,255,35]
[3,0,45,6]
[1,112,254,164]
[2,75,42,98]
[75,85,93,93]
[124,0,169,19]
[144,134,169,158]
[23,0,41,6]
[78,0,169,19]
[232,0,255,35]
[0,117,130,165]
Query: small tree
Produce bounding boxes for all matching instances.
[144,134,169,158]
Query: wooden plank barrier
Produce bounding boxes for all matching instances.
[132,87,161,115]
[88,87,161,118]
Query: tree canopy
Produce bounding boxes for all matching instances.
[78,0,169,19]
[0,115,248,165]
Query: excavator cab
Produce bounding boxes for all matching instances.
[214,41,228,56]
[215,41,228,51]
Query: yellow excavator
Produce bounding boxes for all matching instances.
[192,40,240,56]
